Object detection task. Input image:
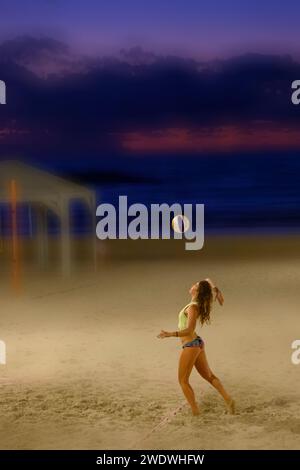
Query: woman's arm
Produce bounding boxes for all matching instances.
[157,305,198,339]
[206,278,224,306]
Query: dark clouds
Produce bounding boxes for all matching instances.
[0,36,69,64]
[1,36,300,157]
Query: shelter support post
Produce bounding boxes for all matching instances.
[10,179,21,294]
[91,194,97,272]
[36,204,48,270]
[61,198,71,277]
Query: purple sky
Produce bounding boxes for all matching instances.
[1,0,300,58]
[1,2,300,234]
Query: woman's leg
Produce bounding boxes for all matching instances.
[178,347,201,415]
[194,348,234,411]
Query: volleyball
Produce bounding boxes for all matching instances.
[171,214,190,233]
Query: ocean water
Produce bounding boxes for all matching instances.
[1,152,300,236]
[91,152,300,233]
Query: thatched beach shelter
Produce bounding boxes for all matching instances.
[0,161,97,277]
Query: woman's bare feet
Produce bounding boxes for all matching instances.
[225,398,235,415]
[191,406,201,416]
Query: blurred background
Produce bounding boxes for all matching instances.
[0,1,300,267]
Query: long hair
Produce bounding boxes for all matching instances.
[196,280,213,325]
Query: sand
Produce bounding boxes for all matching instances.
[0,248,299,449]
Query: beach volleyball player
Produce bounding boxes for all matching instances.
[157,278,235,416]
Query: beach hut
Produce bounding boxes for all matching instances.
[0,160,97,278]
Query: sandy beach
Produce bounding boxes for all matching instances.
[0,236,299,449]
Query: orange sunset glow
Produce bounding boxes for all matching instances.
[120,125,300,153]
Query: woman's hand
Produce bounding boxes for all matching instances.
[206,278,224,305]
[215,287,224,306]
[157,330,172,339]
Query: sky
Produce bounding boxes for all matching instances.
[1,1,300,159]
[0,1,300,232]
[1,1,300,58]
[0,36,300,158]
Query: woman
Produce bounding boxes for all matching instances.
[157,278,235,416]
